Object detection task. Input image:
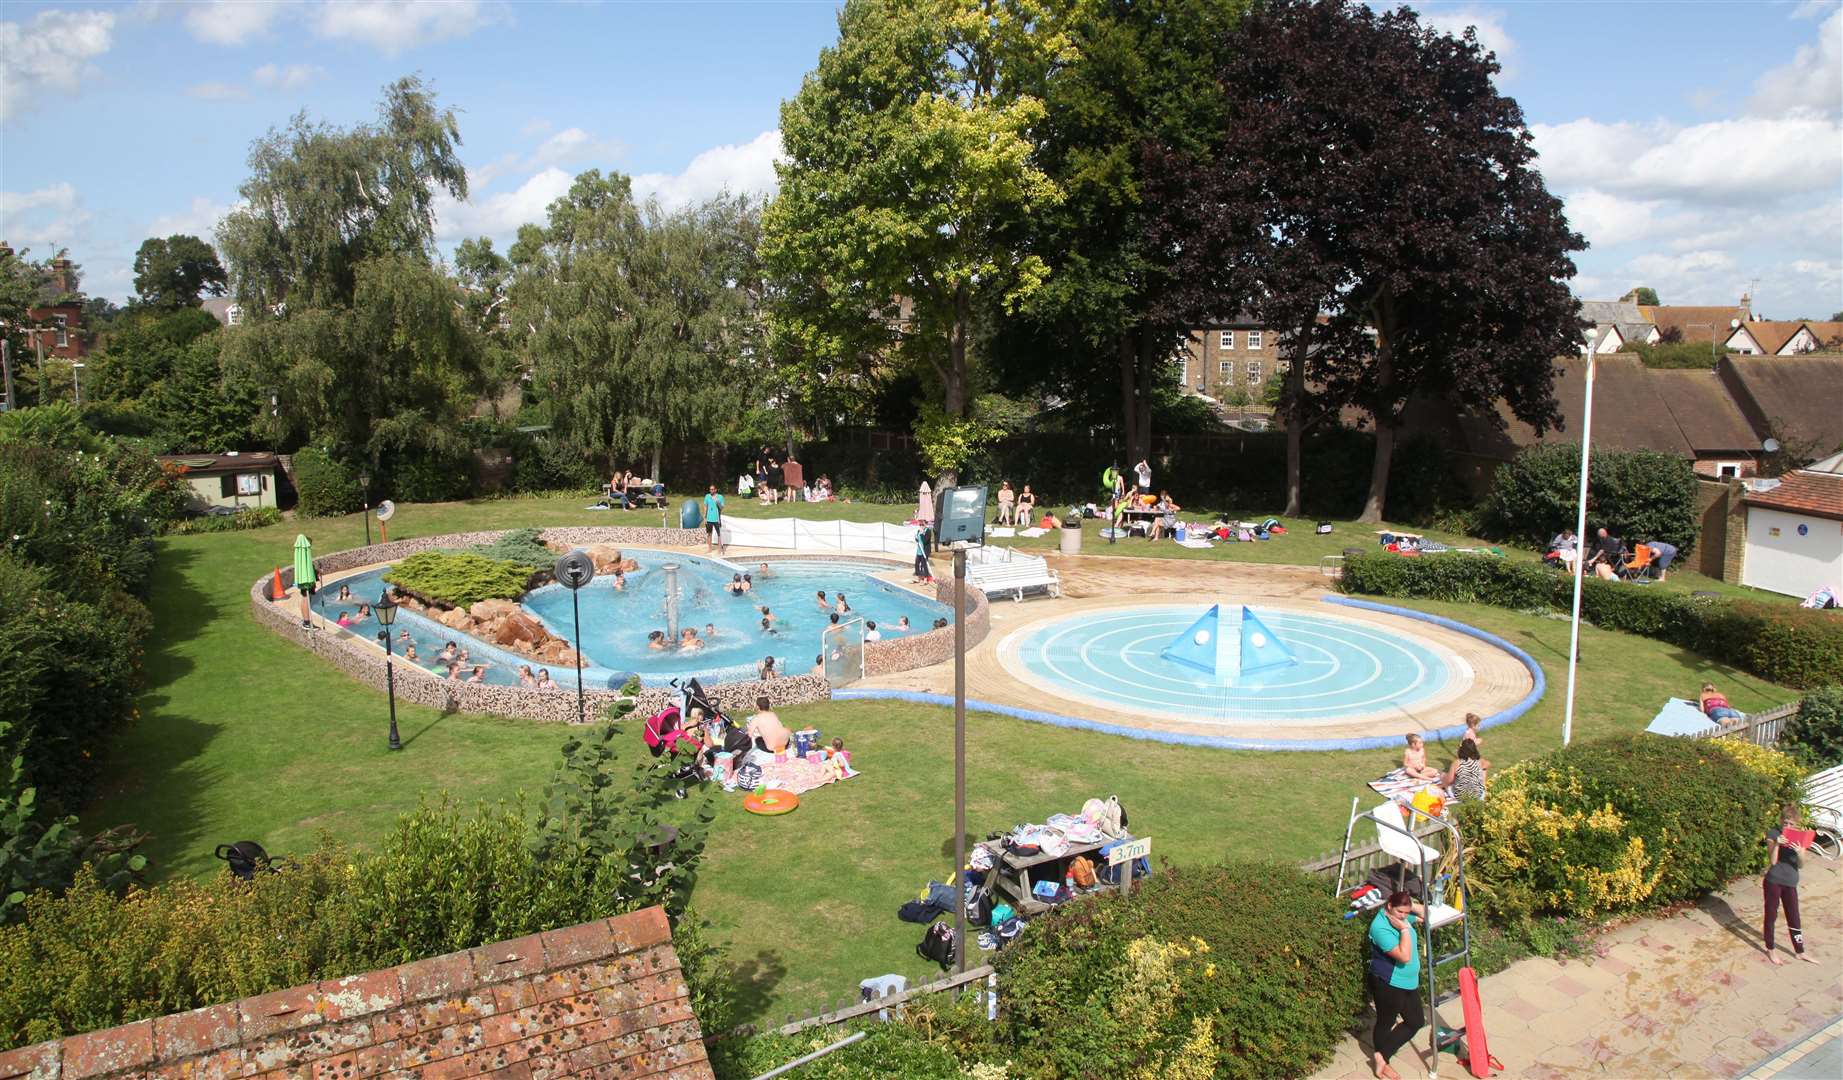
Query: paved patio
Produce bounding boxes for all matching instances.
[1313,857,1842,1079]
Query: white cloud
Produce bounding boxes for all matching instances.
[1532,114,1842,203]
[1748,8,1841,118]
[187,81,248,101]
[181,0,290,46]
[521,118,555,138]
[252,62,324,90]
[149,196,237,240]
[531,127,624,168]
[1420,6,1517,79]
[434,166,574,242]
[0,9,116,122]
[631,130,783,210]
[311,0,503,55]
[0,182,91,248]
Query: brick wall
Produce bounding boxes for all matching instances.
[1722,481,1749,583]
[1695,480,1733,578]
[1177,327,1285,401]
[0,907,713,1080]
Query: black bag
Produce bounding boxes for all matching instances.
[1364,864,1425,899]
[1003,838,1042,859]
[917,922,957,970]
[968,886,994,927]
[214,840,273,881]
[899,900,944,924]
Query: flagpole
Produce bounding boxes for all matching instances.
[1561,345,1598,746]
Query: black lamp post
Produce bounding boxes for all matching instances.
[376,590,402,750]
[358,469,373,547]
[553,551,596,724]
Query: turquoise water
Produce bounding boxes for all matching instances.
[315,554,949,687]
[1008,605,1453,724]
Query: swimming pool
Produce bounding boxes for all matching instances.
[315,554,950,687]
[1000,604,1463,727]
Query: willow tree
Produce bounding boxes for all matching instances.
[216,77,485,469]
[763,0,1068,441]
[510,171,762,478]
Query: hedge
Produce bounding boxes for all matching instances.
[291,447,363,517]
[995,861,1363,1080]
[1485,443,1699,554]
[1781,686,1843,769]
[1339,552,1843,689]
[1458,734,1803,923]
[167,507,283,534]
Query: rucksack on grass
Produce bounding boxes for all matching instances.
[917,922,957,970]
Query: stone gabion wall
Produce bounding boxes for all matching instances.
[249,528,991,722]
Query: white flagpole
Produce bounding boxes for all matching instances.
[1561,343,1598,746]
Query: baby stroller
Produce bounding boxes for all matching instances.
[214,840,283,881]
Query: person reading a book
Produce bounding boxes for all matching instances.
[1764,805,1816,966]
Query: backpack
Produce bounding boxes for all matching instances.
[917,922,957,970]
[1068,855,1098,888]
[1098,795,1129,839]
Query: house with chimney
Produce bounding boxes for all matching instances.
[1175,316,1291,405]
[0,243,88,360]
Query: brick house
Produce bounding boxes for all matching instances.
[2,247,88,360]
[0,906,714,1080]
[1175,318,1289,403]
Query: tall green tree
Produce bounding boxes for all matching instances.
[130,235,228,311]
[511,172,763,476]
[764,0,1069,436]
[216,78,486,469]
[989,0,1246,464]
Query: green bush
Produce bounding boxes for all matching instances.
[1339,552,1843,690]
[1459,734,1803,924]
[1618,342,1734,369]
[1781,686,1843,768]
[713,1025,970,1080]
[1485,443,1699,553]
[167,507,283,534]
[996,861,1363,1080]
[0,724,717,1049]
[383,551,536,608]
[455,527,555,568]
[291,448,363,517]
[385,446,474,504]
[513,436,601,494]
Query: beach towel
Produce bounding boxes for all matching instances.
[1368,768,1442,800]
[751,755,859,795]
[1177,538,1214,549]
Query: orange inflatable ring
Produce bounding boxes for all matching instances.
[743,789,800,816]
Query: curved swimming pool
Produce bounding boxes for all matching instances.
[315,553,950,687]
[1001,604,1463,727]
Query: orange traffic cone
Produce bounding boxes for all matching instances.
[270,567,286,601]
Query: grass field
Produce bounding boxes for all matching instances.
[82,493,1800,1025]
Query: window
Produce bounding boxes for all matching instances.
[1247,330,1264,350]
[1219,361,1232,376]
[226,305,243,327]
[237,473,262,496]
[219,475,236,498]
[53,314,68,347]
[1717,463,1742,479]
[1177,357,1188,385]
[1247,361,1262,384]
[1220,331,1235,350]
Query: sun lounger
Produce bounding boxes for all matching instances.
[966,553,1061,602]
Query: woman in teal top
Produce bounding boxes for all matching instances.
[1367,891,1426,1080]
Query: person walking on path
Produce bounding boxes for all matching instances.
[1367,890,1426,1080]
[1765,805,1816,966]
[703,485,725,555]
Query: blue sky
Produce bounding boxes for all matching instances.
[3,1,1839,317]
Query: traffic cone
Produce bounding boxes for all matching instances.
[269,567,286,600]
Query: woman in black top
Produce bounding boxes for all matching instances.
[1764,806,1816,965]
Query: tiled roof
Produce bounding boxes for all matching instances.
[0,907,713,1080]
[1481,357,1758,457]
[1721,355,1843,456]
[1743,470,1843,521]
[1639,305,1748,343]
[1799,321,1843,347]
[1579,300,1643,326]
[158,452,280,473]
[1730,321,1806,355]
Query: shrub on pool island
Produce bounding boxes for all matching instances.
[995,861,1363,1080]
[382,551,539,608]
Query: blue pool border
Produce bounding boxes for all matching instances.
[836,597,1545,752]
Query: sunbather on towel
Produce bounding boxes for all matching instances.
[1401,734,1441,780]
[746,696,792,753]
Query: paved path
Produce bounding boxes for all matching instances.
[1314,858,1842,1079]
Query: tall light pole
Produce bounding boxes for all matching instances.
[553,551,597,724]
[1561,337,1598,746]
[936,484,986,976]
[71,361,84,407]
[358,469,373,547]
[376,591,402,750]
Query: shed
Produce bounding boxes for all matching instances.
[1739,456,1843,598]
[158,452,282,513]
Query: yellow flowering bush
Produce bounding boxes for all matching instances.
[1460,734,1804,923]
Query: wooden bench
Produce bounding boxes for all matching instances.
[967,558,1061,602]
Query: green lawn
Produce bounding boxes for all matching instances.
[83,493,1801,1026]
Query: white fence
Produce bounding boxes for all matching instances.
[721,516,919,555]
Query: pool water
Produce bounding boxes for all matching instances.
[1003,605,1458,726]
[316,554,949,687]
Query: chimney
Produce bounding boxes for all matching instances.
[1739,292,1752,321]
[50,258,72,295]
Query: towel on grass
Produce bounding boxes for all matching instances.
[749,755,859,795]
[1177,538,1214,549]
[1018,527,1048,537]
[1368,768,1441,800]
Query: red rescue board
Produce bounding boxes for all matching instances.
[1459,966,1494,1077]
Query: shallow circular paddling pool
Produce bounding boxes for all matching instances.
[999,603,1469,728]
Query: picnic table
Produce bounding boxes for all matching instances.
[605,480,667,508]
[980,836,1115,916]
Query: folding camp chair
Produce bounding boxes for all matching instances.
[1618,544,1656,582]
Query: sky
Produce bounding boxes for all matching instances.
[2,0,1840,317]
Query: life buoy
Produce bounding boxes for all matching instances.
[743,789,800,816]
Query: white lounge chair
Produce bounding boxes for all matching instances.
[966,557,1061,602]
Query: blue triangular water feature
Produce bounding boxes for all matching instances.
[1238,606,1298,675]
[1160,604,1226,676]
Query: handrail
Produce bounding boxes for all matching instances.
[773,964,996,1036]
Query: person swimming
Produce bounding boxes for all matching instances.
[727,574,746,595]
[647,629,668,650]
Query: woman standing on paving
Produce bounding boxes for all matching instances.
[1764,805,1816,966]
[1368,891,1426,1080]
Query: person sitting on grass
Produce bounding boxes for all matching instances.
[996,481,1016,525]
[1584,527,1624,581]
[746,696,791,754]
[1401,734,1440,780]
[1461,712,1484,751]
[1441,740,1489,802]
[1699,682,1743,722]
[1149,491,1181,542]
[1016,484,1037,522]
